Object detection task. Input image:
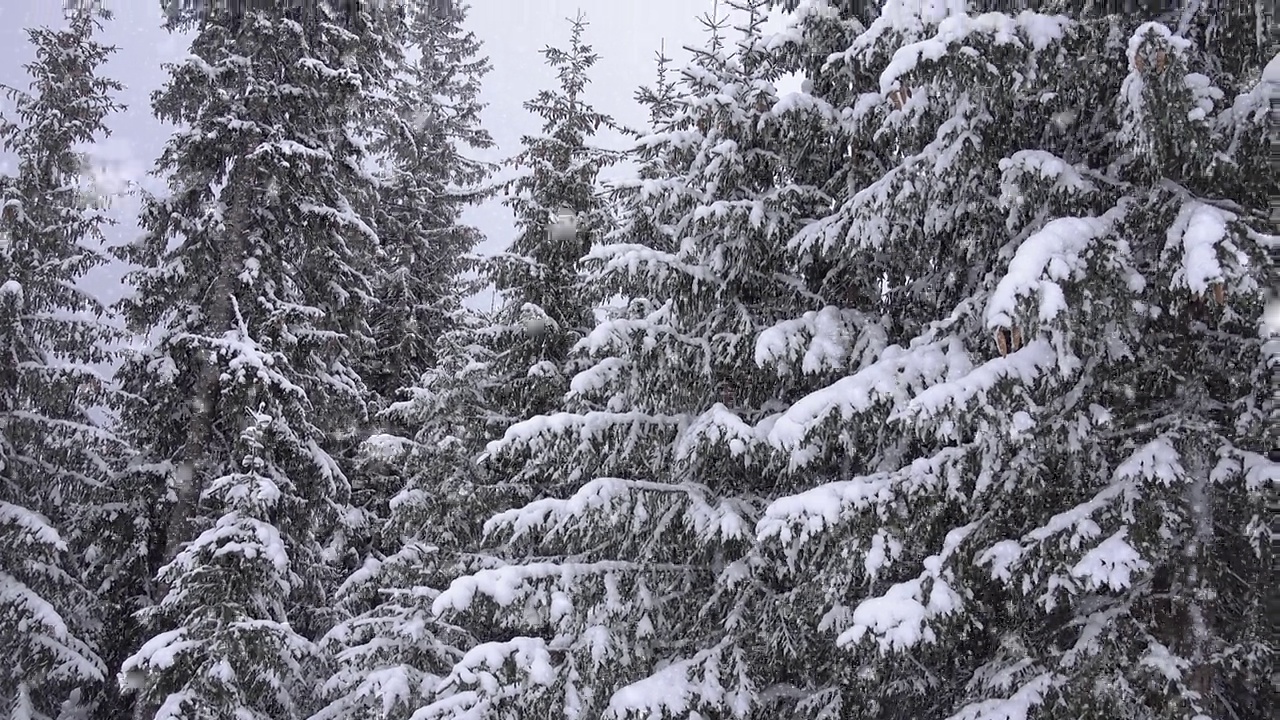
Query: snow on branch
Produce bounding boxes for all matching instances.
[675,403,767,462]
[997,150,1097,209]
[941,672,1059,720]
[566,356,626,400]
[755,305,884,377]
[582,242,722,298]
[893,339,1057,424]
[767,337,968,463]
[432,561,674,618]
[485,411,683,460]
[1068,528,1149,593]
[605,641,750,719]
[486,476,752,548]
[758,444,977,550]
[984,205,1128,331]
[976,438,1178,599]
[0,501,65,550]
[413,638,555,720]
[119,628,197,688]
[1163,199,1235,295]
[877,11,1072,95]
[158,511,292,588]
[837,522,976,653]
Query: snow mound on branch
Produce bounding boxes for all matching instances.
[360,433,413,461]
[605,644,750,719]
[1164,200,1232,294]
[758,445,971,548]
[1126,21,1191,68]
[943,674,1058,720]
[879,11,1071,94]
[1070,529,1148,592]
[984,216,1112,330]
[897,339,1058,422]
[766,338,965,462]
[1265,51,1280,84]
[755,306,878,375]
[485,476,750,545]
[838,524,974,652]
[675,403,763,460]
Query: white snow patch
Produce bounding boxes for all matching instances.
[1164,200,1232,294]
[1070,529,1148,591]
[985,216,1114,330]
[1264,51,1280,84]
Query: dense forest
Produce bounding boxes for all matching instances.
[0,1,1274,719]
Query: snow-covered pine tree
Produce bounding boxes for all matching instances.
[418,4,831,716]
[307,311,493,720]
[753,1,1274,718]
[362,0,494,413]
[599,42,681,261]
[308,13,623,719]
[0,10,124,718]
[102,4,386,717]
[634,42,680,135]
[308,2,502,716]
[477,10,620,451]
[339,0,496,569]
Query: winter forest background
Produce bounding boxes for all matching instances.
[0,0,1276,719]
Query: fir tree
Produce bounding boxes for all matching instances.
[420,4,829,716]
[308,311,492,720]
[478,10,620,447]
[311,12,621,720]
[602,43,681,261]
[0,11,124,719]
[104,5,385,717]
[754,2,1272,718]
[309,2,500,716]
[362,0,495,413]
[339,0,496,572]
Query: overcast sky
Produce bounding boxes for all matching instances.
[1,1,782,310]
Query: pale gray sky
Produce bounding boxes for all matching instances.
[0,1,783,311]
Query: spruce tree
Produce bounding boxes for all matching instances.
[420,4,829,716]
[0,11,124,719]
[310,2,500,716]
[362,0,495,413]
[754,2,1272,718]
[477,10,620,447]
[312,12,621,720]
[104,4,386,717]
[340,0,496,570]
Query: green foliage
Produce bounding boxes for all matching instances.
[0,13,124,719]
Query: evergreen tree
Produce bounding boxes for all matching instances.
[362,0,495,413]
[753,2,1272,718]
[309,309,493,720]
[311,11,621,720]
[340,0,496,570]
[601,43,681,262]
[309,2,501,716]
[477,10,620,448]
[419,4,829,716]
[102,4,386,717]
[0,11,124,719]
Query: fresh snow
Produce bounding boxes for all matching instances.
[878,11,1071,94]
[766,338,966,462]
[985,216,1114,330]
[1265,51,1280,83]
[1069,529,1149,592]
[1164,200,1232,294]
